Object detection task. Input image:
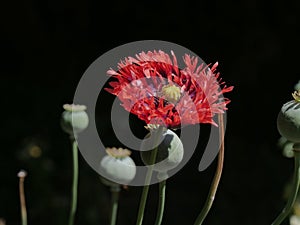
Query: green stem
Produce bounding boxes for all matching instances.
[110,186,120,225]
[154,179,166,225]
[136,127,164,225]
[68,139,79,225]
[135,181,151,225]
[194,114,225,225]
[271,151,300,225]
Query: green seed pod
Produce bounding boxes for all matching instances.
[100,148,136,184]
[277,99,300,143]
[140,128,184,174]
[61,104,89,136]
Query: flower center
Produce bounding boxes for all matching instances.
[105,147,131,159]
[161,84,181,104]
[63,103,87,112]
[292,90,300,102]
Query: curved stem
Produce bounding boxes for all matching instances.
[68,139,79,225]
[271,151,300,225]
[136,127,164,225]
[194,114,225,225]
[154,179,166,225]
[110,186,120,225]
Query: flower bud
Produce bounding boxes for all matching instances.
[100,147,136,184]
[140,128,184,174]
[61,104,89,136]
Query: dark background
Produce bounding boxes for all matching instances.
[1,0,300,225]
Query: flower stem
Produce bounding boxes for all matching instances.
[135,181,150,225]
[271,150,300,225]
[194,113,225,225]
[136,126,164,225]
[110,186,120,225]
[18,170,27,225]
[154,179,166,225]
[68,139,79,225]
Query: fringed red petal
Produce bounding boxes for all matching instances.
[105,50,233,128]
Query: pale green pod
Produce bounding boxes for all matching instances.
[61,104,89,135]
[140,129,184,173]
[277,100,300,143]
[100,154,136,184]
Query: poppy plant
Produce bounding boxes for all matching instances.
[105,50,233,128]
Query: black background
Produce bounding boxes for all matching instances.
[1,0,300,225]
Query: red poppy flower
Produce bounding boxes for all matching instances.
[105,50,233,128]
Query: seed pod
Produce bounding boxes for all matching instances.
[61,104,89,136]
[277,99,300,143]
[100,148,136,184]
[140,128,184,174]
